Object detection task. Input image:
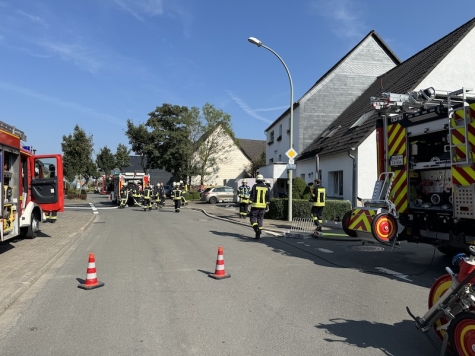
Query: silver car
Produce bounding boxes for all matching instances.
[201,186,234,204]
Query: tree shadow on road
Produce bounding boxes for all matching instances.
[315,318,437,355]
[209,230,250,240]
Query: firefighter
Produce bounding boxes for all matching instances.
[172,182,183,213]
[142,182,153,211]
[180,182,188,206]
[310,178,326,237]
[157,183,165,208]
[151,183,159,209]
[249,174,270,239]
[119,182,129,208]
[237,179,251,218]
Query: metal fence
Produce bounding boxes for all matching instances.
[284,217,315,239]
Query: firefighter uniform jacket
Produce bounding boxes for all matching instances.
[250,182,270,208]
[311,185,326,207]
[238,185,251,203]
[172,187,182,200]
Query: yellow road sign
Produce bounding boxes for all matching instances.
[285,148,298,159]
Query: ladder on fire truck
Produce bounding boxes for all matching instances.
[0,120,27,141]
[448,88,473,166]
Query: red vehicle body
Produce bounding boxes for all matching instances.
[1,120,64,241]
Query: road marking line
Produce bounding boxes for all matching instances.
[317,248,333,253]
[304,244,310,247]
[375,267,412,282]
[89,203,99,214]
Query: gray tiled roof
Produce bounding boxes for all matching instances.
[121,156,173,184]
[298,17,475,161]
[264,30,401,132]
[237,138,266,161]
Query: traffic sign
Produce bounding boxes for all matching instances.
[287,164,296,170]
[288,158,295,164]
[285,148,298,159]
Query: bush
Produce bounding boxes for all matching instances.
[80,189,87,195]
[292,177,308,199]
[183,192,201,200]
[266,198,351,221]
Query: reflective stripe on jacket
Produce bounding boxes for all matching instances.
[250,183,269,208]
[311,186,326,207]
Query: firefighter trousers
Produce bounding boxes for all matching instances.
[311,206,324,231]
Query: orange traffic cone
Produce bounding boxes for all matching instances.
[209,246,231,280]
[78,253,105,290]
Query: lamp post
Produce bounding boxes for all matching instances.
[248,37,294,222]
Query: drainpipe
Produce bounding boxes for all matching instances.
[315,154,320,179]
[348,147,356,208]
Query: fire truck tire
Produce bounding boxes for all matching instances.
[371,213,397,243]
[342,211,357,237]
[20,213,39,239]
[428,273,452,341]
[448,312,475,355]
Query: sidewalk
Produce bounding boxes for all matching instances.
[0,209,96,317]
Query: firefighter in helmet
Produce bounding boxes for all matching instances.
[172,182,183,213]
[237,179,251,218]
[142,182,153,211]
[249,174,270,239]
[310,178,326,237]
[119,181,129,208]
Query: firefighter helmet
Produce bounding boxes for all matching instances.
[242,179,247,183]
[256,174,264,181]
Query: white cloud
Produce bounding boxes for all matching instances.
[0,81,124,126]
[310,0,365,39]
[113,0,164,21]
[227,91,274,124]
[17,10,48,27]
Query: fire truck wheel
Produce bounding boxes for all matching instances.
[448,312,475,355]
[342,211,357,237]
[428,273,452,341]
[20,213,39,239]
[371,213,397,243]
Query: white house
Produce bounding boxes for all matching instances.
[190,125,265,187]
[258,31,400,197]
[297,17,475,206]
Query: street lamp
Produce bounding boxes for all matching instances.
[248,37,294,222]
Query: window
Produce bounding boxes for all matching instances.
[225,187,234,192]
[300,174,305,180]
[278,154,281,161]
[269,158,274,164]
[330,171,343,196]
[268,130,275,145]
[277,124,282,141]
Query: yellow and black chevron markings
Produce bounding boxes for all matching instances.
[451,103,475,185]
[388,122,408,213]
[348,208,378,232]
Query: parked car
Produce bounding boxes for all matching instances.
[163,184,172,198]
[201,186,234,204]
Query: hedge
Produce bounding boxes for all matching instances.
[183,191,201,200]
[265,198,351,222]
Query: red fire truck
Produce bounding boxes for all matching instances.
[110,171,150,205]
[342,87,475,254]
[1,121,64,241]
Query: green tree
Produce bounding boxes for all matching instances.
[115,143,131,171]
[125,119,155,173]
[61,125,96,188]
[95,146,116,175]
[245,151,266,178]
[193,103,234,185]
[146,104,195,179]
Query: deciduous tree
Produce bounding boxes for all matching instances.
[61,125,96,188]
[95,146,116,175]
[114,143,131,171]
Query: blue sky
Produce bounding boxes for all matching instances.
[1,0,474,156]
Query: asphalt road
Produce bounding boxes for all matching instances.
[0,194,450,355]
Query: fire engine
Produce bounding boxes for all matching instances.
[0,120,64,241]
[110,171,150,205]
[342,87,475,254]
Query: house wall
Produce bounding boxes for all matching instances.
[318,152,353,202]
[357,130,378,201]
[295,159,318,185]
[191,128,250,186]
[265,34,398,183]
[418,28,475,91]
